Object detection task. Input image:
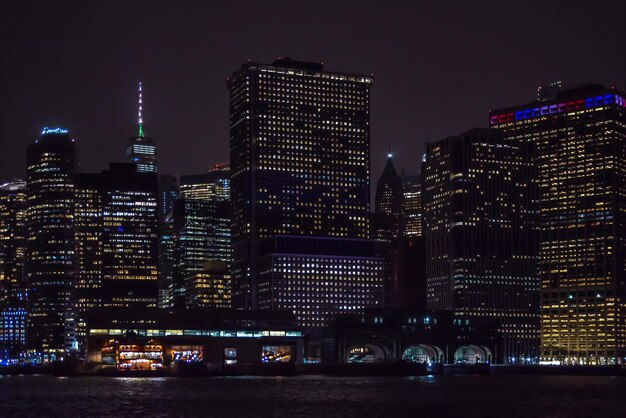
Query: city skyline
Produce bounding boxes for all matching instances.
[1,1,624,188]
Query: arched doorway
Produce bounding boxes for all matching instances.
[402,345,444,364]
[454,345,492,364]
[347,344,386,363]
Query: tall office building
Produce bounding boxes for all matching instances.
[0,180,28,359]
[372,153,404,308]
[228,58,382,327]
[490,84,626,364]
[424,128,539,363]
[157,174,178,309]
[127,82,157,173]
[401,173,423,238]
[74,173,103,352]
[173,166,231,308]
[101,163,159,308]
[180,163,230,201]
[26,128,77,358]
[74,164,158,346]
[374,152,404,239]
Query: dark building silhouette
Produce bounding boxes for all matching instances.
[227,58,383,327]
[25,128,77,358]
[374,153,405,238]
[372,153,404,307]
[0,180,28,359]
[490,84,626,365]
[424,128,539,364]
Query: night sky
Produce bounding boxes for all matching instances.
[1,1,625,185]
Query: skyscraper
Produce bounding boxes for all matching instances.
[401,173,423,238]
[424,128,539,363]
[74,173,103,352]
[127,82,157,173]
[0,180,28,359]
[157,174,179,309]
[372,153,404,308]
[74,163,159,347]
[489,84,626,365]
[227,58,382,328]
[173,165,231,308]
[179,163,230,201]
[101,163,159,308]
[26,127,77,359]
[374,152,404,239]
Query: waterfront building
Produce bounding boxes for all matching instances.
[227,58,382,327]
[86,308,303,367]
[489,84,626,365]
[423,128,539,364]
[25,127,77,358]
[126,82,157,173]
[0,180,28,359]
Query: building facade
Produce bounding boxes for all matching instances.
[100,164,159,308]
[490,84,626,364]
[173,166,232,308]
[257,236,383,329]
[26,128,77,358]
[401,173,423,238]
[0,180,28,360]
[227,58,382,327]
[424,128,539,364]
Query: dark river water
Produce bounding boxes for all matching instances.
[0,374,624,418]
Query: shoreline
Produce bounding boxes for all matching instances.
[2,363,625,378]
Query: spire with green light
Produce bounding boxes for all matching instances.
[138,81,144,137]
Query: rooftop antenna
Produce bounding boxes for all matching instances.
[138,81,144,137]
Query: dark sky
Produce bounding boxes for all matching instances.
[1,0,625,184]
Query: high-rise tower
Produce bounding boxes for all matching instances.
[490,84,626,365]
[127,82,157,173]
[0,180,28,359]
[172,164,231,308]
[424,128,539,363]
[373,152,405,242]
[227,58,383,328]
[26,128,77,358]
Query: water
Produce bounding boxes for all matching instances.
[0,374,624,417]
